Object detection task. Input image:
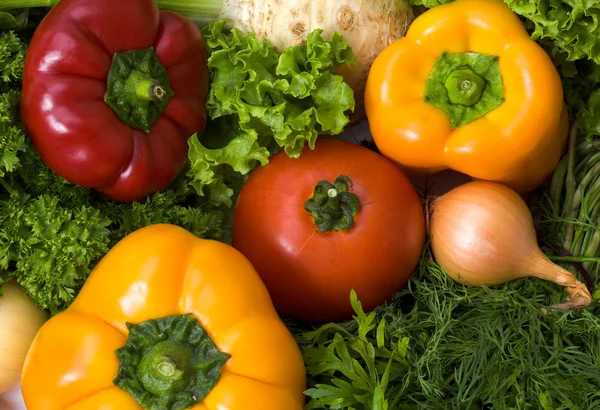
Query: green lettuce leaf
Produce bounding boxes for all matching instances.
[409,0,451,7]
[411,0,600,66]
[500,0,600,139]
[503,0,600,65]
[188,20,355,207]
[187,126,269,207]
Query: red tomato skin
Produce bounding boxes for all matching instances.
[232,139,425,323]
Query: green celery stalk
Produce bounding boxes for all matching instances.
[0,0,225,25]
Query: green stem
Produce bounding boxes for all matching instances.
[551,256,600,263]
[578,180,600,270]
[0,0,56,9]
[0,0,225,25]
[137,340,194,396]
[129,72,166,102]
[572,185,600,255]
[583,216,600,271]
[104,48,174,132]
[0,178,15,195]
[304,175,361,232]
[444,68,485,106]
[549,155,567,214]
[578,138,600,153]
[574,152,599,178]
[154,0,224,25]
[562,123,578,219]
[564,161,600,251]
[114,314,230,410]
[424,52,504,128]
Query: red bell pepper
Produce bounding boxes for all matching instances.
[20,0,209,202]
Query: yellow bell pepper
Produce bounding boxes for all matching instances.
[365,0,568,193]
[21,224,307,410]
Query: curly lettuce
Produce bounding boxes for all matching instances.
[187,20,355,207]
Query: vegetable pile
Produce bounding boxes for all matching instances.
[2,0,600,408]
[0,0,356,314]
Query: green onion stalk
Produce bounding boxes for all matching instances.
[542,123,600,295]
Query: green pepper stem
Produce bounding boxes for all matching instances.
[304,175,361,232]
[424,52,504,128]
[137,340,193,396]
[114,314,230,410]
[157,358,177,377]
[444,68,485,106]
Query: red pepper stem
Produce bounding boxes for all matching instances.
[134,77,166,102]
[104,48,174,131]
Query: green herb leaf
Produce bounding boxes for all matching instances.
[0,31,26,87]
[298,291,410,410]
[0,192,111,314]
[0,90,25,177]
[104,189,224,245]
[295,255,600,409]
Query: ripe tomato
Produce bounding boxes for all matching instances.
[231,139,425,322]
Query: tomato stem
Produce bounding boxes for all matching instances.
[304,175,361,232]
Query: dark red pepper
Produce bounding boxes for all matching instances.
[21,0,209,201]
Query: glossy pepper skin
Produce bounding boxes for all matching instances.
[21,224,307,410]
[365,0,568,194]
[21,0,209,202]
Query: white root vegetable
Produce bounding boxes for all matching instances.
[430,181,592,310]
[0,280,47,394]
